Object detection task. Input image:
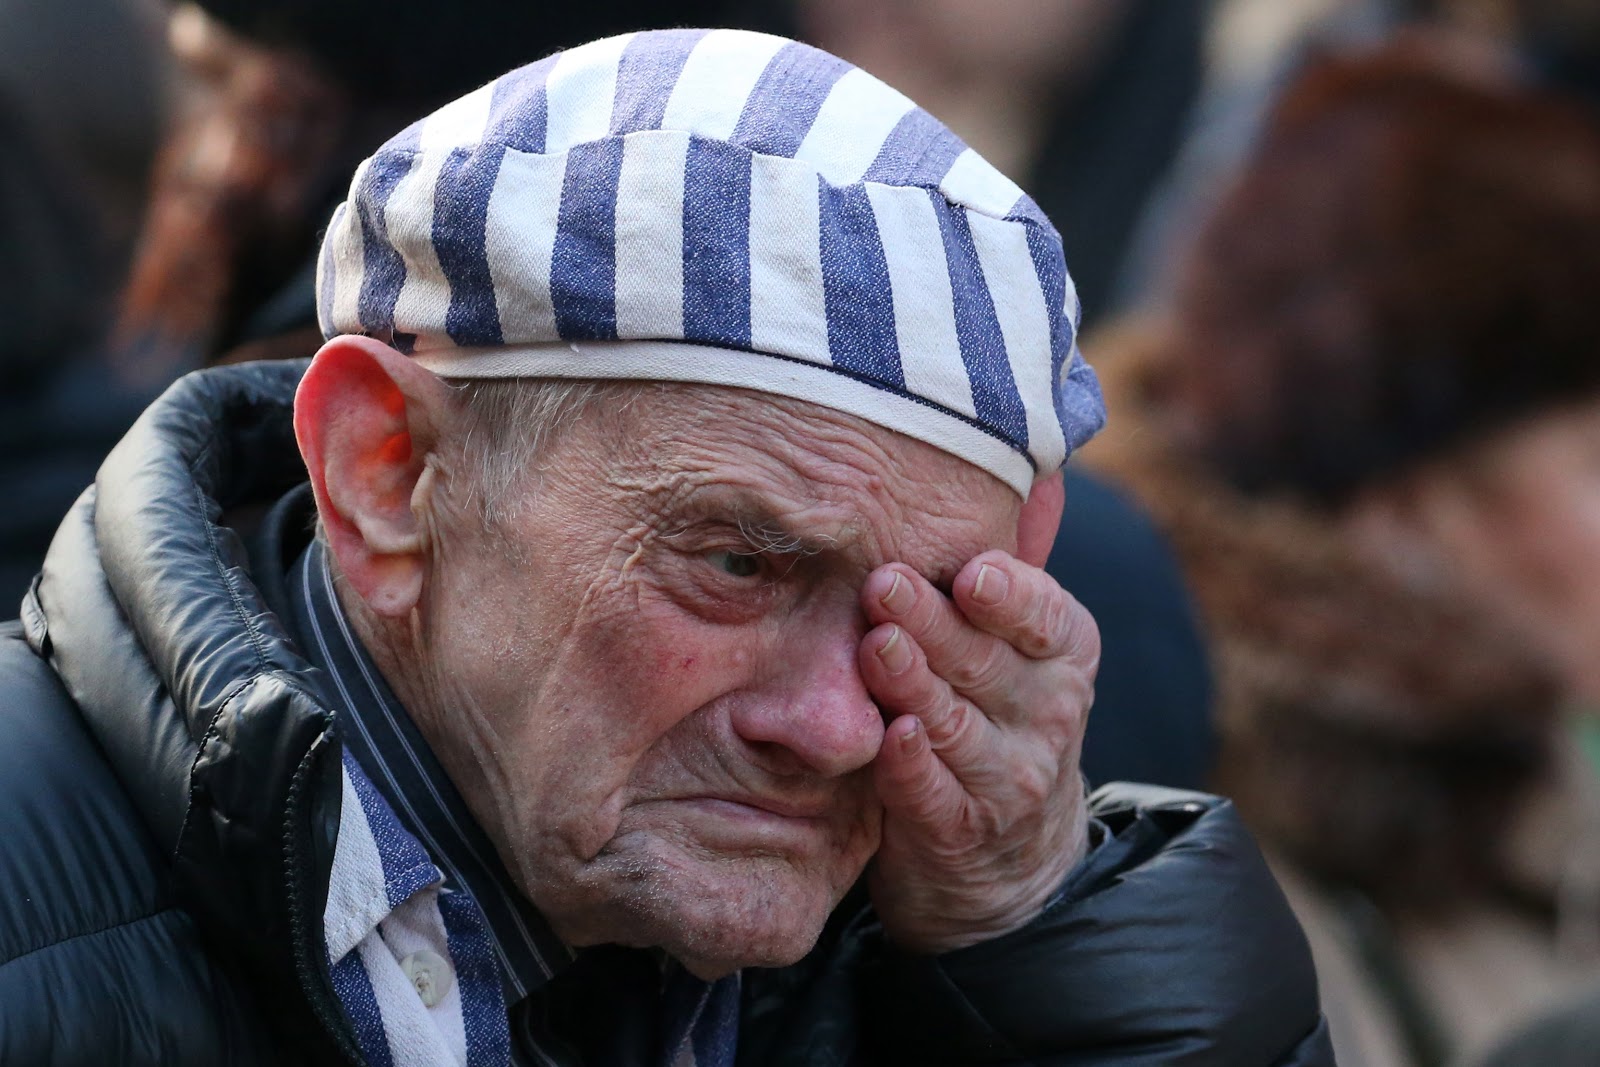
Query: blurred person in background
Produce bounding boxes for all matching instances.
[0,0,168,273]
[1128,0,1600,309]
[1079,36,1600,1067]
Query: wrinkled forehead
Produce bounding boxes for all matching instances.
[579,383,1020,575]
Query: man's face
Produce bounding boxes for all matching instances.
[1408,396,1600,703]
[416,384,1020,977]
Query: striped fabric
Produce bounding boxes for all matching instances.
[316,28,1105,495]
[659,965,739,1067]
[325,748,512,1067]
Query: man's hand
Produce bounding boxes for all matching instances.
[858,550,1099,954]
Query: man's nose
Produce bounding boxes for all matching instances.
[729,634,885,778]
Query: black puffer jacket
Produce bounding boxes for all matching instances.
[0,361,1335,1066]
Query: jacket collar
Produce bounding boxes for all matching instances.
[26,359,358,1061]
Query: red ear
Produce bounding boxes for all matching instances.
[294,335,447,615]
[1016,471,1065,568]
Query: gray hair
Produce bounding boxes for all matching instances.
[444,377,634,525]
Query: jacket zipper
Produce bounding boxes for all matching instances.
[285,727,366,1066]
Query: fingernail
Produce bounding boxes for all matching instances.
[879,571,914,615]
[876,626,912,674]
[972,563,1009,605]
[899,718,923,755]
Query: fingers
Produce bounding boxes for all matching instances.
[862,557,1099,708]
[951,551,1100,670]
[861,566,1018,704]
[860,555,1098,743]
[871,712,966,831]
[858,548,1099,955]
[860,622,998,779]
[859,622,972,833]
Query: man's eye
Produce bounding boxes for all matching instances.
[706,550,762,578]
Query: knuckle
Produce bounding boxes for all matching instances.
[982,769,1059,844]
[904,770,963,827]
[973,795,1034,844]
[1013,760,1055,810]
[897,766,944,815]
[1036,681,1092,748]
[985,570,1076,660]
[1015,596,1061,658]
[1063,599,1101,672]
[963,800,1007,846]
[945,640,1009,693]
[925,696,979,750]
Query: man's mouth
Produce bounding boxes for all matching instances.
[696,793,834,821]
[643,792,842,843]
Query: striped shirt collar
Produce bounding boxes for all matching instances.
[286,537,574,1003]
[324,747,513,1067]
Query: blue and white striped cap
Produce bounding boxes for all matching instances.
[316,29,1104,494]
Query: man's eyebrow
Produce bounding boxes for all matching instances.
[732,513,834,557]
[660,489,851,558]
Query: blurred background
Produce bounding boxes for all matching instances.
[4,2,1598,1064]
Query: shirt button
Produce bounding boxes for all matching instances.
[400,949,454,1008]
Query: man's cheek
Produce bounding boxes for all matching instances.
[650,645,702,676]
[594,598,754,714]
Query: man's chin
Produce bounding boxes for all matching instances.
[656,890,829,979]
[554,837,858,975]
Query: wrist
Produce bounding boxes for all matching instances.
[881,805,1092,955]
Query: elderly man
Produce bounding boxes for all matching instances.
[0,29,1330,1067]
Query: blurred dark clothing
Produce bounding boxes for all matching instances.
[1052,467,1215,790]
[191,0,731,107]
[1533,40,1600,108]
[0,97,163,609]
[1516,0,1600,109]
[1028,0,1209,327]
[0,358,1333,1066]
[0,356,163,610]
[0,100,108,385]
[0,0,168,262]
